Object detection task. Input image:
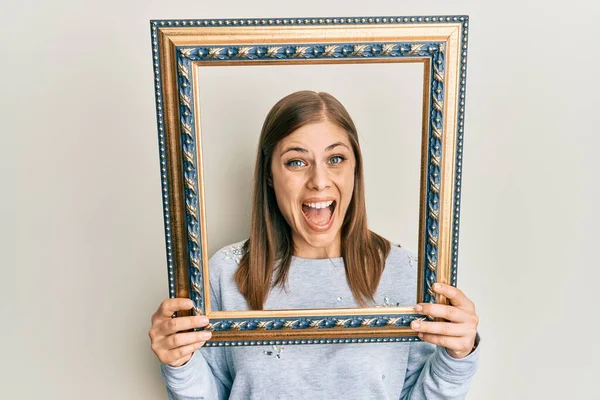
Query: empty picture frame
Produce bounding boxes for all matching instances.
[150,15,470,346]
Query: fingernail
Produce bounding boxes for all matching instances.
[412,322,420,329]
[415,304,423,312]
[418,333,424,338]
[434,283,442,290]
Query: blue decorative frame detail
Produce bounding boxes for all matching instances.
[205,335,422,348]
[150,15,469,346]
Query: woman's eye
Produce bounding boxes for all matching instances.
[328,155,345,165]
[286,159,306,168]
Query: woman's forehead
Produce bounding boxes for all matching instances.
[276,121,351,152]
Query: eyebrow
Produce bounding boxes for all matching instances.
[280,142,350,157]
[325,142,350,152]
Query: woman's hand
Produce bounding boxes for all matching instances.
[149,298,212,367]
[411,282,479,359]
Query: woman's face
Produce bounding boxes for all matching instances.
[270,120,356,258]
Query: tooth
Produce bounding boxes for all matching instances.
[303,201,335,209]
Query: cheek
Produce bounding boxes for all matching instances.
[273,178,301,215]
[339,166,355,198]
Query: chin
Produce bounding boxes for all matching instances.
[297,226,341,252]
[304,234,337,248]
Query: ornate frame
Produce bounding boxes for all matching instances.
[150,15,469,346]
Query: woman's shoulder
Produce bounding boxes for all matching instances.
[209,240,248,266]
[379,244,419,297]
[385,243,418,268]
[207,240,248,288]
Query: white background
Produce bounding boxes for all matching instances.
[2,1,599,399]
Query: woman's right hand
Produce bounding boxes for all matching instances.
[149,298,212,367]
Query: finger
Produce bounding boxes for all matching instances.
[155,298,195,320]
[417,333,465,350]
[432,283,475,311]
[169,354,195,368]
[159,315,210,336]
[415,303,471,323]
[162,331,213,351]
[410,320,465,337]
[164,341,205,366]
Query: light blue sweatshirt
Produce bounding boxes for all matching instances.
[160,242,480,399]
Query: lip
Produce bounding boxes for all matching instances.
[301,198,337,233]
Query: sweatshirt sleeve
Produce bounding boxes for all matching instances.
[159,289,232,400]
[160,349,230,400]
[400,334,480,400]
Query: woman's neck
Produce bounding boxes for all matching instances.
[291,235,342,259]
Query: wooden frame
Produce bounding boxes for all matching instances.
[150,15,470,346]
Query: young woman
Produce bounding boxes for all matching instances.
[149,91,480,399]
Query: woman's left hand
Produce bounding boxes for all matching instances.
[411,282,479,359]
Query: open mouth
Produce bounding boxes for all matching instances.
[301,200,336,232]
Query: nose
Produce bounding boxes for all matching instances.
[306,164,331,191]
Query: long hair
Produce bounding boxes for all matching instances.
[234,90,391,310]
